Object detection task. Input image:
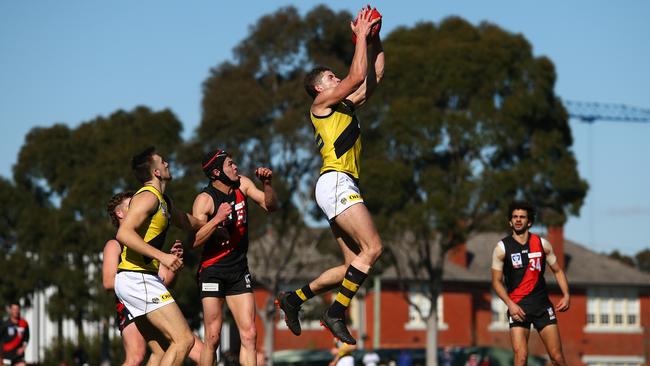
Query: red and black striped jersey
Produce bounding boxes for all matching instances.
[199,184,249,272]
[1,318,29,358]
[501,233,550,307]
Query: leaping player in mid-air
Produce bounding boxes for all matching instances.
[277,6,384,345]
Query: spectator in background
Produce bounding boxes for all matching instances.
[479,355,490,366]
[362,348,380,366]
[440,346,455,366]
[464,353,480,366]
[397,350,413,366]
[1,302,29,366]
[397,350,412,366]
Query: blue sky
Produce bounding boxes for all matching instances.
[1,1,649,255]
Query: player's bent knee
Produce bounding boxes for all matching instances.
[364,242,383,261]
[204,333,220,348]
[549,350,565,365]
[239,326,257,347]
[203,324,222,347]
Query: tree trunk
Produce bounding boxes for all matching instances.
[101,318,111,365]
[76,310,85,347]
[57,316,63,361]
[357,291,366,350]
[426,297,439,366]
[263,297,276,366]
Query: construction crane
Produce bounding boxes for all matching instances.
[563,100,650,250]
[565,100,650,123]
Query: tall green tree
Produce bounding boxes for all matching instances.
[359,18,587,365]
[191,5,354,362]
[12,107,184,346]
[608,250,635,267]
[0,177,40,305]
[635,248,650,273]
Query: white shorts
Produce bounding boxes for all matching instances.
[114,271,175,318]
[315,171,364,220]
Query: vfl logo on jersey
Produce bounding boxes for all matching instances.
[245,273,252,288]
[547,307,556,320]
[511,253,523,268]
[160,202,170,219]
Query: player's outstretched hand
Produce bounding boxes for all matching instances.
[255,167,273,184]
[350,5,381,40]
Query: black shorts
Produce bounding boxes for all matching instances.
[199,266,253,298]
[115,297,135,332]
[2,355,25,365]
[508,302,557,331]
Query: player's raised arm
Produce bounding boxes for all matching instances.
[240,168,278,212]
[348,34,385,107]
[310,7,381,113]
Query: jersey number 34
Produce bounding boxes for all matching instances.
[528,257,541,271]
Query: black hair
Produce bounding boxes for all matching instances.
[132,146,157,183]
[508,200,536,224]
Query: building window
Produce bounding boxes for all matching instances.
[489,292,509,331]
[404,286,446,330]
[585,288,642,333]
[582,354,645,366]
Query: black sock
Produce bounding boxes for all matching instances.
[287,284,315,307]
[327,265,368,319]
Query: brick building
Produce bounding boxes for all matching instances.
[252,228,650,366]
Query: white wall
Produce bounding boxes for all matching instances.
[20,287,108,364]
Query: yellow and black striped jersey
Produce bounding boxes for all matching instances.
[117,185,171,273]
[311,100,362,179]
